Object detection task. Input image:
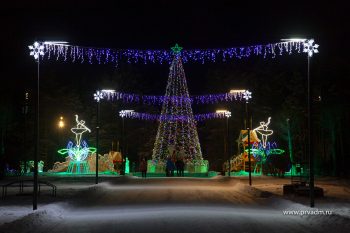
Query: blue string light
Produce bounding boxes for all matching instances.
[118,111,229,122]
[43,41,306,65]
[94,90,250,105]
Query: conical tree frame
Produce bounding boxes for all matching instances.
[152,55,203,161]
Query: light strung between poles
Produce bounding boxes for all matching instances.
[31,40,318,65]
[93,89,252,105]
[117,110,232,122]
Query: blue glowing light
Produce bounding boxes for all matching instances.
[40,40,309,65]
[58,140,96,162]
[245,141,285,160]
[117,111,232,122]
[94,90,249,105]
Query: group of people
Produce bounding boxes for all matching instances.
[138,157,186,178]
[166,157,185,177]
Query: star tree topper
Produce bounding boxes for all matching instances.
[171,43,183,54]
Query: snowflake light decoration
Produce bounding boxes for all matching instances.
[28,41,44,60]
[119,110,135,118]
[243,90,252,102]
[94,90,104,102]
[303,39,319,57]
[224,111,231,118]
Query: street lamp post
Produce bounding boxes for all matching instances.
[22,92,29,175]
[283,39,319,207]
[34,47,40,211]
[284,38,319,207]
[230,89,252,184]
[308,55,314,207]
[122,116,125,156]
[304,39,319,208]
[119,110,134,160]
[216,110,231,176]
[93,91,104,184]
[96,100,100,184]
[243,91,252,186]
[28,41,44,210]
[29,41,68,210]
[227,115,230,176]
[93,89,117,183]
[246,103,251,186]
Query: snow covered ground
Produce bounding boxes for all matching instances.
[0,176,349,233]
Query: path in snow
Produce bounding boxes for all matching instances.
[0,176,349,233]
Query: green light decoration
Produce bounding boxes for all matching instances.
[25,160,44,173]
[247,117,285,160]
[245,146,285,157]
[57,142,96,161]
[237,117,285,175]
[57,115,95,174]
[171,43,183,54]
[270,148,285,154]
[125,157,130,174]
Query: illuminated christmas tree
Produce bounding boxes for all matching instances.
[152,45,203,161]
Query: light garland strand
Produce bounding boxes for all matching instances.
[94,90,250,105]
[119,111,229,122]
[41,41,307,65]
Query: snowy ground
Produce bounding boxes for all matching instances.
[0,175,349,233]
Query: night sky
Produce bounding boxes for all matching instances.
[1,2,348,88]
[1,1,349,171]
[1,2,348,85]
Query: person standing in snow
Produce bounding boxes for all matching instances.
[140,157,147,178]
[178,158,185,177]
[166,157,175,177]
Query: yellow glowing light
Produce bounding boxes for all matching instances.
[281,38,306,42]
[58,116,65,128]
[215,110,231,118]
[101,89,116,93]
[216,110,227,113]
[229,89,246,93]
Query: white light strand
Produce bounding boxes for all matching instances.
[253,117,273,149]
[70,115,91,148]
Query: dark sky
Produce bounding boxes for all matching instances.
[1,1,348,103]
[2,2,348,55]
